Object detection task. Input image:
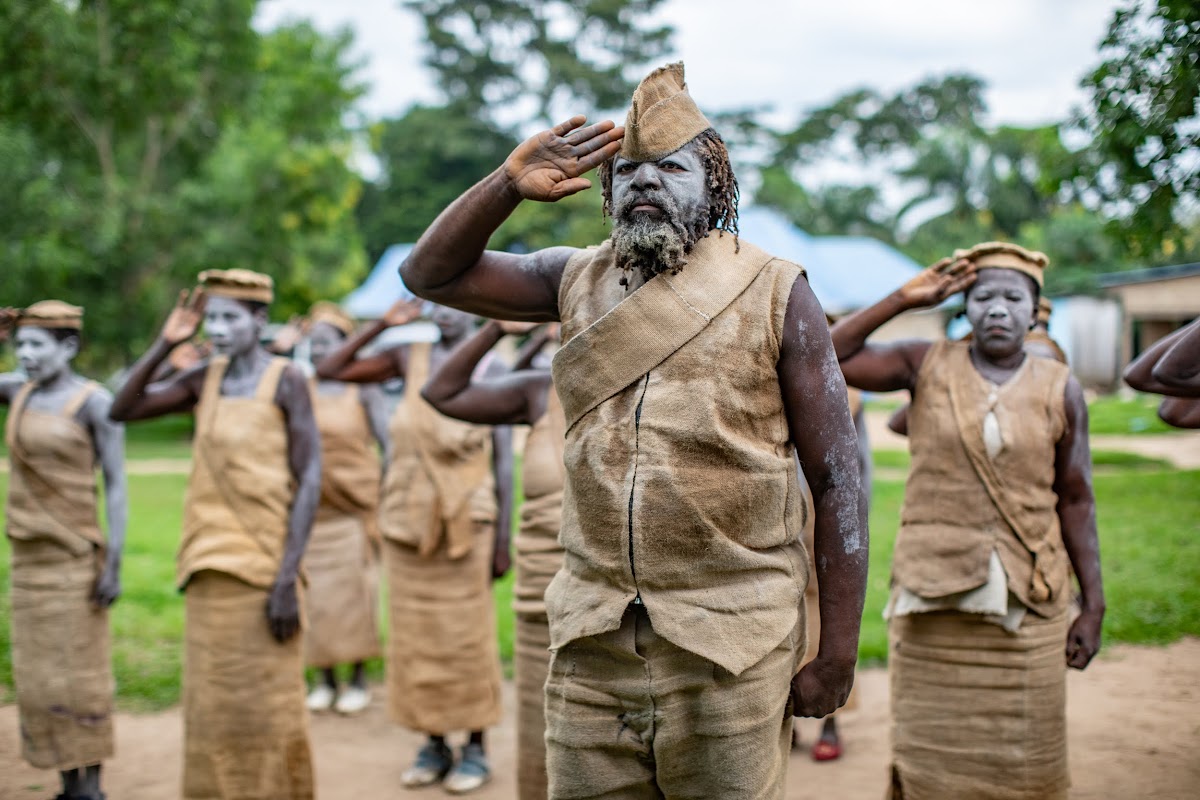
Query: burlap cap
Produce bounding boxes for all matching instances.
[954,241,1049,288]
[1037,296,1053,326]
[18,300,84,330]
[620,62,713,162]
[308,301,355,336]
[199,268,274,304]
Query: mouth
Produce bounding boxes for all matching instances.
[984,325,1011,336]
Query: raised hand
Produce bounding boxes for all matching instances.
[897,257,977,309]
[269,315,307,354]
[382,297,425,328]
[0,307,19,341]
[504,115,625,203]
[161,288,207,346]
[498,320,541,335]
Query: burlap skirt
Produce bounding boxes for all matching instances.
[384,533,502,734]
[9,539,114,770]
[516,613,552,800]
[183,570,314,800]
[889,609,1070,800]
[303,513,381,668]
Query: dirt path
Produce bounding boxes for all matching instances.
[2,639,1197,799]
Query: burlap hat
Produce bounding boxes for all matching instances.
[198,268,274,304]
[308,301,355,336]
[18,300,84,330]
[954,241,1049,288]
[620,62,713,162]
[1036,296,1053,326]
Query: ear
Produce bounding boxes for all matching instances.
[60,335,81,360]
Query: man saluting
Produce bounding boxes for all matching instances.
[401,63,868,799]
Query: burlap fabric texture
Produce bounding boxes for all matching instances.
[888,610,1070,800]
[545,603,804,799]
[304,383,382,668]
[182,570,314,799]
[620,62,712,162]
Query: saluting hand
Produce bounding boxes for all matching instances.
[266,579,301,643]
[0,307,19,341]
[382,297,425,328]
[161,288,207,346]
[897,258,977,310]
[504,115,625,203]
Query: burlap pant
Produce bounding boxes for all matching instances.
[10,539,114,770]
[384,534,502,734]
[545,604,801,799]
[889,610,1070,800]
[182,570,314,800]
[516,613,552,800]
[303,513,381,668]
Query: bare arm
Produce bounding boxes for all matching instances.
[781,278,869,718]
[511,324,555,372]
[830,258,975,393]
[492,423,514,581]
[359,384,392,464]
[401,116,624,320]
[266,366,322,643]
[314,298,422,383]
[421,320,551,426]
[110,290,207,421]
[1054,377,1104,670]
[86,390,127,609]
[1150,317,1200,394]
[1123,317,1200,395]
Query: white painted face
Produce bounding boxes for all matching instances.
[965,269,1037,359]
[609,143,709,231]
[306,321,345,364]
[204,295,266,357]
[15,326,77,384]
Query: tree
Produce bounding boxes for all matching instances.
[0,2,366,369]
[1080,0,1200,260]
[406,0,673,126]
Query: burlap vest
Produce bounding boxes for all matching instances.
[894,340,1072,617]
[513,384,566,617]
[547,232,810,676]
[378,342,496,558]
[312,383,381,523]
[5,381,103,555]
[178,357,295,590]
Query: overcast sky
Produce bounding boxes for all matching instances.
[255,0,1122,130]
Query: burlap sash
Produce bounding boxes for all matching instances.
[552,233,777,430]
[5,381,104,554]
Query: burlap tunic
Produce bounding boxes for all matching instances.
[304,383,382,668]
[380,342,502,734]
[514,386,566,800]
[6,381,114,771]
[179,357,313,800]
[889,341,1072,800]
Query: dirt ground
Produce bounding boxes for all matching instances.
[2,638,1197,799]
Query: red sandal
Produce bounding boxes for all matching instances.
[811,739,843,762]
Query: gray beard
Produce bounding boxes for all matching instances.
[611,195,709,283]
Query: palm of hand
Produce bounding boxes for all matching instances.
[384,298,424,327]
[505,116,624,202]
[163,307,202,345]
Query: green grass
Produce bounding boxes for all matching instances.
[3,462,1198,708]
[1087,394,1178,435]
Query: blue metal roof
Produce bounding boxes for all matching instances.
[736,207,924,315]
[349,208,924,318]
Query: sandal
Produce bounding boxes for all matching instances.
[811,738,843,762]
[443,742,492,794]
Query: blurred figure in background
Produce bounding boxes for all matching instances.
[0,302,127,800]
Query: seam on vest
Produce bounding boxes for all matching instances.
[662,277,710,322]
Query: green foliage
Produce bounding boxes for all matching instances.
[1079,0,1200,261]
[0,3,367,369]
[406,0,673,125]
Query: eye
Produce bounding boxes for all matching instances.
[659,160,684,171]
[615,163,636,174]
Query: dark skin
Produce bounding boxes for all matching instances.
[315,302,515,753]
[1123,317,1200,428]
[831,262,1105,670]
[0,314,127,800]
[109,290,321,643]
[400,116,868,719]
[307,320,391,692]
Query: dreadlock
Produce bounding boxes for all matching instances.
[599,128,740,239]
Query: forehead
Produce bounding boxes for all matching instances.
[970,268,1036,295]
[308,321,344,341]
[205,295,254,317]
[612,142,704,172]
[14,326,56,345]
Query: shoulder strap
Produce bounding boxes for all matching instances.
[255,358,290,402]
[552,233,777,430]
[5,382,35,450]
[197,356,230,434]
[404,342,431,403]
[62,380,100,418]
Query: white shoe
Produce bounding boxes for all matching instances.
[334,685,371,714]
[306,684,336,712]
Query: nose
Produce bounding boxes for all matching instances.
[986,304,1010,319]
[630,163,662,191]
